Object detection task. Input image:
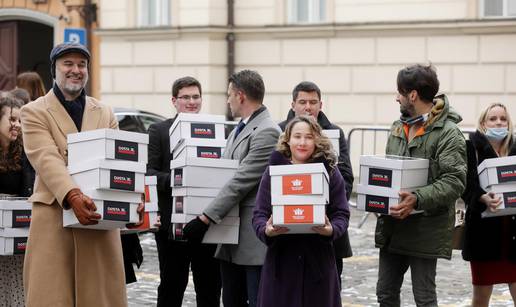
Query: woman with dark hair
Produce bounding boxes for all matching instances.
[252,115,349,307]
[0,95,35,306]
[462,102,516,307]
[16,71,46,102]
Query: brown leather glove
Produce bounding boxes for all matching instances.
[126,202,145,228]
[65,188,101,225]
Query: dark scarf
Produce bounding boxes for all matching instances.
[53,83,86,131]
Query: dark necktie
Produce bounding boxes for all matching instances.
[234,120,246,139]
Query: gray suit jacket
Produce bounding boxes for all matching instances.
[203,106,281,265]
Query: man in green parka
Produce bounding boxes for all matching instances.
[375,64,467,307]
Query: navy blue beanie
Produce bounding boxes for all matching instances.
[50,43,91,79]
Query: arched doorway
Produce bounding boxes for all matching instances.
[0,10,55,91]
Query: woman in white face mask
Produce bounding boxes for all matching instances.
[461,103,516,307]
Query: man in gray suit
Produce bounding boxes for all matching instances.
[182,70,281,307]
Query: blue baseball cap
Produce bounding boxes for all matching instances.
[49,43,91,78]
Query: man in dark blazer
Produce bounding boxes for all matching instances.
[146,77,221,307]
[278,81,354,288]
[183,70,281,307]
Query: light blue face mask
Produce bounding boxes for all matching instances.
[485,127,508,141]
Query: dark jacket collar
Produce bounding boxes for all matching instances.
[469,130,516,163]
[284,109,333,129]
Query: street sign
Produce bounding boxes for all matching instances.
[64,28,86,46]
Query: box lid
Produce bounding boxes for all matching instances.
[356,184,415,198]
[145,176,157,185]
[360,155,429,169]
[322,129,340,139]
[68,159,146,174]
[172,187,220,197]
[171,138,227,154]
[169,113,226,136]
[82,189,143,203]
[269,163,329,180]
[478,156,516,173]
[170,156,239,170]
[0,227,29,237]
[0,199,31,210]
[486,184,516,193]
[67,128,149,145]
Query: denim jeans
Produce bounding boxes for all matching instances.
[376,249,438,307]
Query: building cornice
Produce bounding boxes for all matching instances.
[95,18,516,40]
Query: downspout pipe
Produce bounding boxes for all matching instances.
[226,0,235,121]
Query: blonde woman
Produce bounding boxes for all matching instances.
[252,115,350,307]
[462,103,516,307]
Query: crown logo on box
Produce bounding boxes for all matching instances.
[291,179,303,187]
[293,208,304,216]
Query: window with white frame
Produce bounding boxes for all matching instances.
[481,0,516,17]
[137,0,170,27]
[288,0,326,24]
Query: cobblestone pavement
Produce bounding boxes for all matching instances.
[127,206,514,306]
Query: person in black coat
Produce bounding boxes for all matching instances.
[146,77,221,307]
[278,81,353,286]
[462,103,516,306]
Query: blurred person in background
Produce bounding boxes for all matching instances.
[16,72,46,102]
[462,103,516,307]
[10,88,31,105]
[0,95,35,306]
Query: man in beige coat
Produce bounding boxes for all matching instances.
[21,43,127,307]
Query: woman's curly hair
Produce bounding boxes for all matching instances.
[276,115,337,170]
[0,95,23,172]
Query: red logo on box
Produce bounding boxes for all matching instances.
[284,205,313,224]
[144,185,150,203]
[282,174,312,195]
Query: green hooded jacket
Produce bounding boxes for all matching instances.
[375,94,467,259]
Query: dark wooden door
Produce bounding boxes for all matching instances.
[0,21,18,91]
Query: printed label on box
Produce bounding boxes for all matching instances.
[496,165,516,183]
[13,237,27,254]
[365,195,389,215]
[197,147,221,159]
[174,223,184,240]
[173,169,183,187]
[145,185,150,203]
[191,123,216,139]
[175,197,184,213]
[282,174,312,195]
[103,201,130,222]
[368,168,393,188]
[110,170,135,191]
[503,192,516,208]
[12,210,31,227]
[284,205,314,224]
[114,140,139,161]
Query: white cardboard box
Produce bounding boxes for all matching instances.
[69,159,146,193]
[172,215,240,244]
[359,155,429,189]
[272,204,325,234]
[0,199,31,228]
[356,184,423,215]
[478,156,516,190]
[322,129,340,157]
[63,189,141,230]
[68,129,149,165]
[172,195,238,216]
[481,184,516,218]
[270,163,329,205]
[169,113,226,149]
[144,176,158,204]
[0,227,29,255]
[171,138,227,159]
[170,156,238,189]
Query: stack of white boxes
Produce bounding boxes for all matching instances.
[356,155,428,215]
[270,163,329,233]
[65,129,148,229]
[478,156,516,217]
[169,113,240,244]
[0,197,31,255]
[121,176,159,233]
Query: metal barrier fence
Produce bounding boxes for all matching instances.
[346,125,475,228]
